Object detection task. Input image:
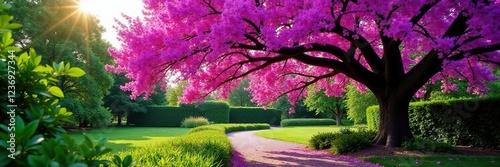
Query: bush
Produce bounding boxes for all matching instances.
[229,107,281,126]
[309,132,338,150]
[330,129,375,154]
[110,124,270,166]
[181,117,210,128]
[402,137,458,153]
[366,97,500,148]
[281,118,336,127]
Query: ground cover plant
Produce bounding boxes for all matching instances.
[364,155,499,167]
[104,124,270,166]
[68,127,189,153]
[181,117,210,128]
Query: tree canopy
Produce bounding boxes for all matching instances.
[7,0,114,127]
[108,0,500,147]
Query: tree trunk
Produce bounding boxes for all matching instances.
[334,104,342,126]
[373,95,413,147]
[117,113,122,126]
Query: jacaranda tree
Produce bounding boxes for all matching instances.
[108,0,500,147]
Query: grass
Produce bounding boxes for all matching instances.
[68,127,189,152]
[364,155,499,167]
[254,125,351,145]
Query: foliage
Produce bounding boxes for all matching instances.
[366,97,500,148]
[104,74,146,126]
[7,0,114,128]
[181,117,210,128]
[106,124,269,167]
[366,106,380,131]
[330,129,376,154]
[199,101,230,123]
[229,107,281,126]
[167,81,188,106]
[402,137,458,153]
[274,97,329,119]
[364,156,499,167]
[345,86,377,124]
[228,79,257,107]
[280,118,336,127]
[304,89,346,125]
[108,0,500,147]
[128,101,229,127]
[309,132,338,150]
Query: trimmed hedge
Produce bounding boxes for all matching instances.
[108,124,270,167]
[128,101,230,127]
[229,107,281,126]
[280,118,336,127]
[366,106,380,131]
[366,97,500,148]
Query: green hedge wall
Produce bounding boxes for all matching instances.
[127,101,230,127]
[366,97,500,148]
[229,107,281,126]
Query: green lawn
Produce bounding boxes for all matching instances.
[364,155,499,167]
[68,127,189,152]
[254,125,350,145]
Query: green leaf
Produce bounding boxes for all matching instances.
[122,155,133,167]
[4,23,22,29]
[28,134,44,147]
[65,67,86,77]
[2,31,13,46]
[69,163,88,167]
[48,86,64,98]
[33,66,48,73]
[23,120,40,140]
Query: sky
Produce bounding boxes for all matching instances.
[80,0,144,48]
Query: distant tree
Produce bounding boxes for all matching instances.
[104,74,146,126]
[305,89,345,125]
[344,86,377,124]
[228,80,257,107]
[167,81,188,106]
[274,97,328,119]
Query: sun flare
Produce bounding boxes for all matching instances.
[78,0,96,14]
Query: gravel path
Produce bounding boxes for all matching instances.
[227,130,380,167]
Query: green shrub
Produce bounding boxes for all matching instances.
[402,137,458,153]
[280,118,336,127]
[330,130,375,154]
[181,117,210,128]
[229,107,281,126]
[309,132,338,150]
[366,97,500,148]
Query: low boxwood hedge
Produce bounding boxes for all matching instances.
[280,118,336,127]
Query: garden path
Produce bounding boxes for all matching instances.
[227,130,380,167]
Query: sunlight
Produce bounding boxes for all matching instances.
[78,0,96,15]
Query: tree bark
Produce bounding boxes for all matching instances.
[334,104,342,126]
[117,113,123,126]
[373,94,413,147]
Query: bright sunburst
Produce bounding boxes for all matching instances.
[78,0,96,14]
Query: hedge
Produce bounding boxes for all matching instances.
[107,124,270,167]
[280,118,336,127]
[366,97,500,148]
[127,101,230,127]
[366,106,379,131]
[229,107,281,126]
